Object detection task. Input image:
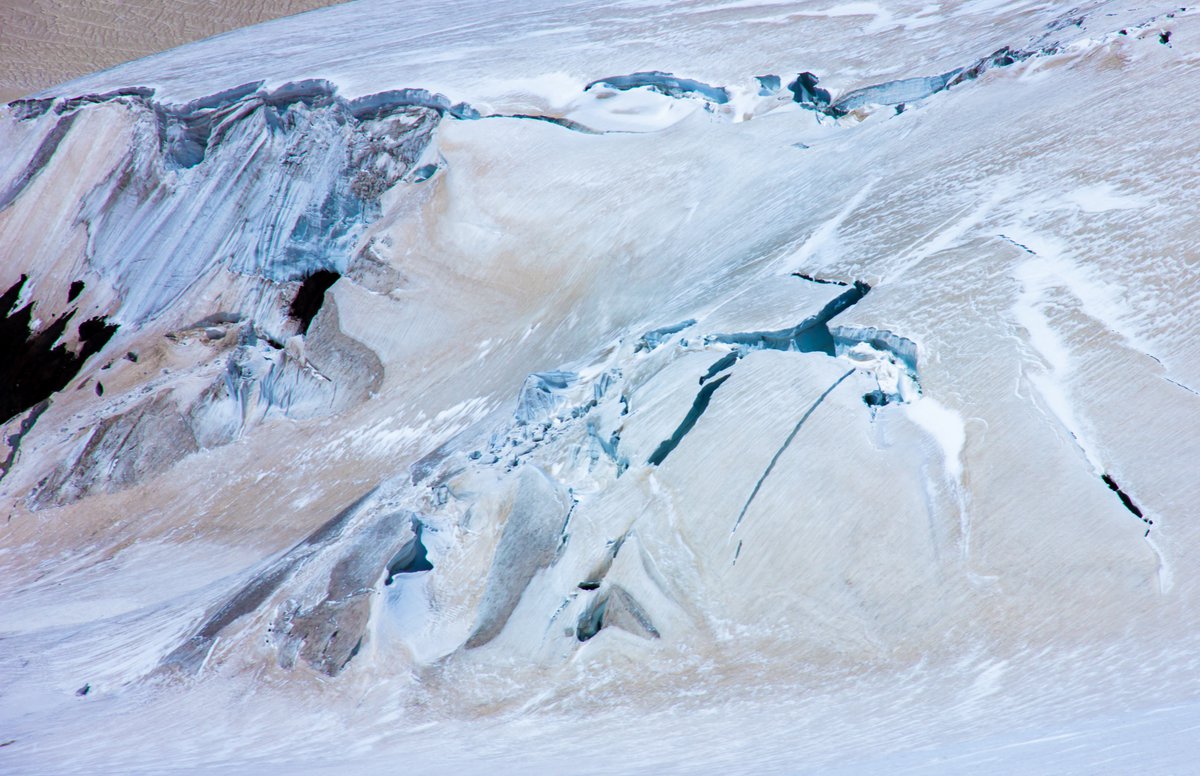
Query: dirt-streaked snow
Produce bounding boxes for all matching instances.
[1,1,1198,772]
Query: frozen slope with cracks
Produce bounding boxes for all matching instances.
[1,0,1199,773]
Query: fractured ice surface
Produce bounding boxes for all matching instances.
[1,0,1199,773]
[584,71,731,105]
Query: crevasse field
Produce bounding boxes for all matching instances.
[1,1,1199,772]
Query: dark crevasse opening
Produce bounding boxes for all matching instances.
[708,280,870,356]
[0,275,118,425]
[67,280,85,302]
[647,373,731,466]
[699,351,741,385]
[577,597,608,642]
[384,522,433,585]
[1101,474,1150,525]
[792,272,848,286]
[732,369,855,532]
[863,389,892,407]
[288,270,340,334]
[636,319,696,352]
[788,72,833,108]
[648,282,871,470]
[575,586,659,642]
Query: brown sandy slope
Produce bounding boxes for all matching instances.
[0,0,345,102]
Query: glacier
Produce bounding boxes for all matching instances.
[1,0,1199,772]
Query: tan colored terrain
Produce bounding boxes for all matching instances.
[0,0,344,102]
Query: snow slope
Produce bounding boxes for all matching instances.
[1,1,1198,772]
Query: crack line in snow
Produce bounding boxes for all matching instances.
[732,368,854,533]
[1007,234,1156,533]
[647,373,731,467]
[1164,376,1200,398]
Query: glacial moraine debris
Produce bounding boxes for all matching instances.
[162,489,379,674]
[277,510,425,675]
[31,393,202,508]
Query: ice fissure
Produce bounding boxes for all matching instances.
[1,65,943,677]
[585,71,732,104]
[646,373,732,467]
[576,585,660,642]
[288,269,341,334]
[732,369,855,532]
[1102,473,1151,529]
[707,281,871,355]
[3,2,1195,767]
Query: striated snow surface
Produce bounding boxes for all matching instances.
[1,1,1199,772]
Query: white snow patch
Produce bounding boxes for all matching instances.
[564,87,703,132]
[890,178,1016,279]
[1064,183,1149,213]
[472,73,585,110]
[1005,220,1151,352]
[905,396,966,480]
[1144,532,1175,594]
[841,341,917,401]
[1010,253,1107,471]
